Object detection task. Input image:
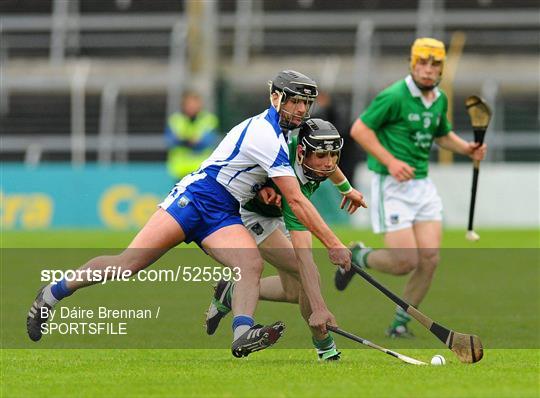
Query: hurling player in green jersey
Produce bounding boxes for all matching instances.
[206,119,367,360]
[335,38,487,337]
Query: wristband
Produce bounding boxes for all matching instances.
[334,179,353,195]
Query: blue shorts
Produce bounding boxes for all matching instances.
[159,171,243,246]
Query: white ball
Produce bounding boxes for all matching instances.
[431,354,446,366]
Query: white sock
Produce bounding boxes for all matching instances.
[233,325,251,341]
[42,284,59,306]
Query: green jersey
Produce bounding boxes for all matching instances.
[360,75,452,178]
[242,134,320,231]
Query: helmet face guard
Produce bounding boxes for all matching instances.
[268,70,318,129]
[297,118,343,182]
[409,37,446,90]
[278,91,317,129]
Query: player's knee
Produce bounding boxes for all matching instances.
[394,255,418,275]
[252,256,265,275]
[288,268,300,281]
[419,249,440,272]
[278,271,300,303]
[116,250,153,274]
[284,287,299,303]
[237,256,265,280]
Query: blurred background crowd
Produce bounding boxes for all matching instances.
[1,0,538,230]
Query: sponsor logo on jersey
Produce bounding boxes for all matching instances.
[413,131,433,149]
[408,113,421,121]
[177,196,190,208]
[251,222,264,235]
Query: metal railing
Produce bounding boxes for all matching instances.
[1,10,538,55]
[2,130,536,164]
[1,2,538,166]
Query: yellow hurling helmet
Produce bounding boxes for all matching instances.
[410,38,446,71]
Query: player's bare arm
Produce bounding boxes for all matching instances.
[351,119,415,181]
[329,167,368,213]
[435,132,487,161]
[290,230,337,333]
[272,175,351,269]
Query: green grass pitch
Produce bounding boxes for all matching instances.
[2,228,539,397]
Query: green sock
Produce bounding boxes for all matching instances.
[351,247,361,265]
[312,334,337,357]
[224,283,234,308]
[312,334,334,350]
[362,250,372,268]
[213,282,234,313]
[351,247,373,269]
[390,307,411,329]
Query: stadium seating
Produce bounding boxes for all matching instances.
[1,1,538,163]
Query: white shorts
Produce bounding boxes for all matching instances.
[240,207,289,245]
[370,173,443,234]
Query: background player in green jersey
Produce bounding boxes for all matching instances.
[206,118,367,360]
[335,38,487,337]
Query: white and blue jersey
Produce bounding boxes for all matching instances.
[159,106,295,246]
[200,106,295,205]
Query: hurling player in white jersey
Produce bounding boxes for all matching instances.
[27,70,352,358]
[205,119,368,361]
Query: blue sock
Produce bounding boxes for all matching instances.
[50,279,73,301]
[232,315,254,340]
[232,315,254,331]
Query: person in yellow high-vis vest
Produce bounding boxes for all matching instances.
[165,92,219,179]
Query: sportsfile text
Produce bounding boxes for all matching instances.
[41,266,242,285]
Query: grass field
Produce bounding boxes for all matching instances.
[1,228,539,397]
[3,349,538,397]
[2,227,539,248]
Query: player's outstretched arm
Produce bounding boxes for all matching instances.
[272,175,351,269]
[329,167,368,214]
[290,230,337,333]
[435,132,487,160]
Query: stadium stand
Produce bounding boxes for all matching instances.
[1,0,538,163]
